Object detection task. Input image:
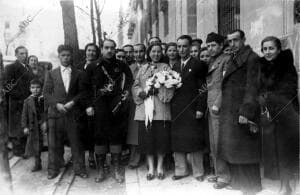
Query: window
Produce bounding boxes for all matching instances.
[218,0,240,36]
[187,0,197,38]
[295,0,300,24]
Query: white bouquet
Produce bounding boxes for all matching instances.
[144,70,182,127]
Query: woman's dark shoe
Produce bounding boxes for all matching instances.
[172,174,189,180]
[195,175,205,182]
[157,173,165,180]
[146,173,155,181]
[47,172,59,180]
[213,181,229,189]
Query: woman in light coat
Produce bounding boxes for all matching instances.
[133,43,173,180]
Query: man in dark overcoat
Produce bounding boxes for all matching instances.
[4,46,34,156]
[85,39,133,183]
[43,45,88,179]
[171,35,208,181]
[218,29,262,194]
[76,43,100,169]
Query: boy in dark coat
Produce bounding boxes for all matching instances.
[22,79,47,172]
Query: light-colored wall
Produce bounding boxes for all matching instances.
[196,0,218,41]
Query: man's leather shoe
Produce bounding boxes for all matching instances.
[75,172,88,178]
[207,176,218,183]
[172,174,189,180]
[31,164,42,172]
[195,175,205,182]
[146,173,155,181]
[213,181,229,189]
[47,172,59,180]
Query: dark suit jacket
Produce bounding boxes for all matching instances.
[171,57,208,152]
[4,61,34,137]
[43,66,88,118]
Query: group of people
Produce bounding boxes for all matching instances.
[1,28,299,195]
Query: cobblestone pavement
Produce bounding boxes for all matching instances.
[10,152,300,195]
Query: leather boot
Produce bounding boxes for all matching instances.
[94,153,106,183]
[31,156,42,172]
[112,153,124,183]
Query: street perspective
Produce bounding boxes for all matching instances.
[0,0,300,195]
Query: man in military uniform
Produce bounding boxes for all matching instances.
[86,39,133,183]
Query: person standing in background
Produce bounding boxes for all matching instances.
[127,43,147,169]
[4,46,34,157]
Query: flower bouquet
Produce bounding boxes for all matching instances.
[144,70,182,127]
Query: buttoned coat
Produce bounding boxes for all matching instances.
[133,62,173,121]
[21,96,46,156]
[218,45,261,164]
[171,57,208,152]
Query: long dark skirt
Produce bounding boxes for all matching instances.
[229,163,262,194]
[138,121,171,155]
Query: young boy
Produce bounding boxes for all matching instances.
[22,79,47,172]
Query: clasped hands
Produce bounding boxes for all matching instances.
[56,101,75,114]
[24,122,47,135]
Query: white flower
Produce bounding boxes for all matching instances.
[154,82,161,88]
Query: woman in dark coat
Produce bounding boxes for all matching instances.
[259,36,299,195]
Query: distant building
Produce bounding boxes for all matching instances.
[126,0,300,68]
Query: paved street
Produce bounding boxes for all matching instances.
[9,151,300,195]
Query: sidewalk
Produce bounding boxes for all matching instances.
[125,165,300,195]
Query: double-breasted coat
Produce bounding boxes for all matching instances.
[21,95,46,156]
[171,57,208,152]
[4,61,34,137]
[259,49,299,180]
[218,45,261,164]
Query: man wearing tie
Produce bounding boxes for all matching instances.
[171,35,208,181]
[4,46,34,157]
[44,45,88,179]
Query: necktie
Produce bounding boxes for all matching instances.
[181,63,184,72]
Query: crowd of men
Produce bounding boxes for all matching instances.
[0,28,298,195]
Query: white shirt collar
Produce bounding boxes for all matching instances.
[60,65,71,72]
[181,56,191,66]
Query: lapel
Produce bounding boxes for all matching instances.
[68,66,78,93]
[28,96,37,114]
[207,55,222,75]
[223,45,252,80]
[181,58,193,80]
[54,67,67,96]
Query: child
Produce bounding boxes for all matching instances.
[21,78,47,172]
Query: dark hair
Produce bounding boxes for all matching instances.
[261,36,282,52]
[199,47,208,53]
[28,55,38,64]
[84,43,100,58]
[148,36,162,45]
[57,44,73,54]
[165,42,177,54]
[177,35,193,45]
[228,29,245,39]
[15,46,27,55]
[102,39,117,48]
[30,78,42,87]
[133,43,146,52]
[116,48,125,53]
[146,43,164,62]
[192,39,203,46]
[122,44,134,50]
